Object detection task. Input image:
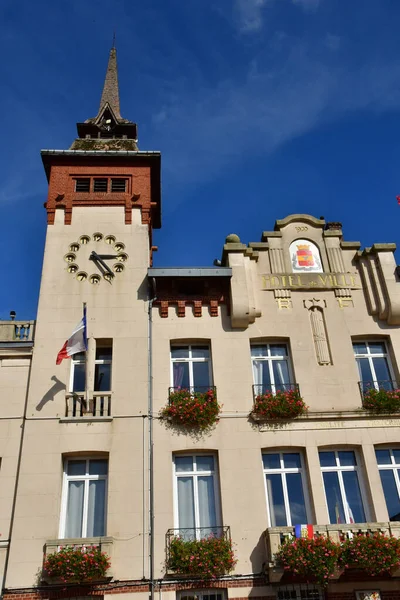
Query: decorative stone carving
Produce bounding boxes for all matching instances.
[304,299,332,366]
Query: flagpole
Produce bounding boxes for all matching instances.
[83,302,89,409]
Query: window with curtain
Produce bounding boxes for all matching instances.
[262,452,309,526]
[251,343,293,394]
[353,341,395,391]
[95,344,112,391]
[171,345,212,392]
[277,586,323,600]
[375,448,400,521]
[61,458,108,538]
[174,454,220,540]
[70,352,86,392]
[319,450,367,524]
[178,592,225,600]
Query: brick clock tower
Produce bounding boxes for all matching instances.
[5,47,161,587]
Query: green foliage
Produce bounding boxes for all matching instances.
[339,532,400,575]
[160,389,220,430]
[276,536,341,586]
[252,389,307,420]
[363,387,400,412]
[43,546,110,583]
[167,534,237,579]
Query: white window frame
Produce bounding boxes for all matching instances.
[69,352,86,393]
[173,454,221,539]
[170,344,213,389]
[353,340,396,390]
[251,342,294,394]
[375,447,400,515]
[319,449,369,524]
[177,591,226,600]
[277,585,323,600]
[262,451,311,527]
[59,457,108,539]
[94,345,113,392]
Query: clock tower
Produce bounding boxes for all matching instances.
[5,47,161,587]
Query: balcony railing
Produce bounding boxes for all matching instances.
[252,383,299,402]
[43,536,114,579]
[265,522,400,582]
[65,392,112,418]
[0,320,35,343]
[358,380,398,398]
[168,386,217,402]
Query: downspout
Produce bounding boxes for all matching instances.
[1,350,32,599]
[148,278,157,600]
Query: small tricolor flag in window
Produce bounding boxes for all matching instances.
[397,196,400,205]
[294,524,314,538]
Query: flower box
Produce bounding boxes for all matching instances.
[166,533,236,579]
[251,388,307,421]
[42,545,111,584]
[339,532,400,576]
[160,388,220,430]
[363,388,400,413]
[276,535,341,586]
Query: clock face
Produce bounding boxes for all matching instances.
[63,232,128,284]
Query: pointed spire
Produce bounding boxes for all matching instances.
[98,46,121,120]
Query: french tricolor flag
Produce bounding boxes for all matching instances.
[294,524,314,539]
[56,306,87,365]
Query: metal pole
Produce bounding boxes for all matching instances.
[148,279,156,600]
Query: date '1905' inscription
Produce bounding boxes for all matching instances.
[261,272,361,290]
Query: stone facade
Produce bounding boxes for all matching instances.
[1,48,400,600]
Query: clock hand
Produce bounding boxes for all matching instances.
[89,252,107,275]
[96,254,119,260]
[96,255,114,277]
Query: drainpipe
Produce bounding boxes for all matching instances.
[148,278,157,600]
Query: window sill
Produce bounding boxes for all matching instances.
[59,416,113,423]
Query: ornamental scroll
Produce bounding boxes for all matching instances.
[304,299,332,366]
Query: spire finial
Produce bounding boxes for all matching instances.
[98,45,121,120]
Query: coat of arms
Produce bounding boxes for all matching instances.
[290,239,323,272]
[296,244,314,267]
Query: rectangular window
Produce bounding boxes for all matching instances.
[171,345,212,391]
[178,593,225,600]
[61,458,108,538]
[262,452,309,526]
[375,448,400,521]
[111,178,127,192]
[71,352,86,392]
[174,454,220,539]
[93,178,108,192]
[319,450,367,524]
[353,341,395,391]
[251,343,293,394]
[75,178,90,192]
[277,587,323,600]
[95,343,112,391]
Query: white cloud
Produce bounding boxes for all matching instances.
[235,0,270,33]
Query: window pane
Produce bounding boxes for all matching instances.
[96,347,112,361]
[356,358,373,384]
[111,179,126,192]
[175,456,193,472]
[342,471,365,522]
[369,342,386,354]
[72,363,86,392]
[263,454,280,470]
[379,470,400,521]
[353,342,367,355]
[372,357,391,382]
[65,481,84,537]
[177,477,195,534]
[283,453,301,469]
[198,476,217,534]
[172,362,190,389]
[272,360,290,389]
[196,456,214,472]
[191,347,209,359]
[286,473,308,524]
[75,179,90,192]
[67,460,86,476]
[270,345,287,357]
[266,474,287,526]
[252,360,271,392]
[95,363,111,391]
[171,347,189,359]
[251,345,267,357]
[319,451,336,467]
[322,471,345,524]
[192,362,210,389]
[93,178,108,192]
[338,451,356,467]
[393,449,400,464]
[375,449,392,465]
[89,459,108,475]
[87,479,106,536]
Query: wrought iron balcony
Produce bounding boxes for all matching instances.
[65,392,112,418]
[264,522,400,582]
[168,386,217,402]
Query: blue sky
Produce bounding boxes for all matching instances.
[1,0,400,319]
